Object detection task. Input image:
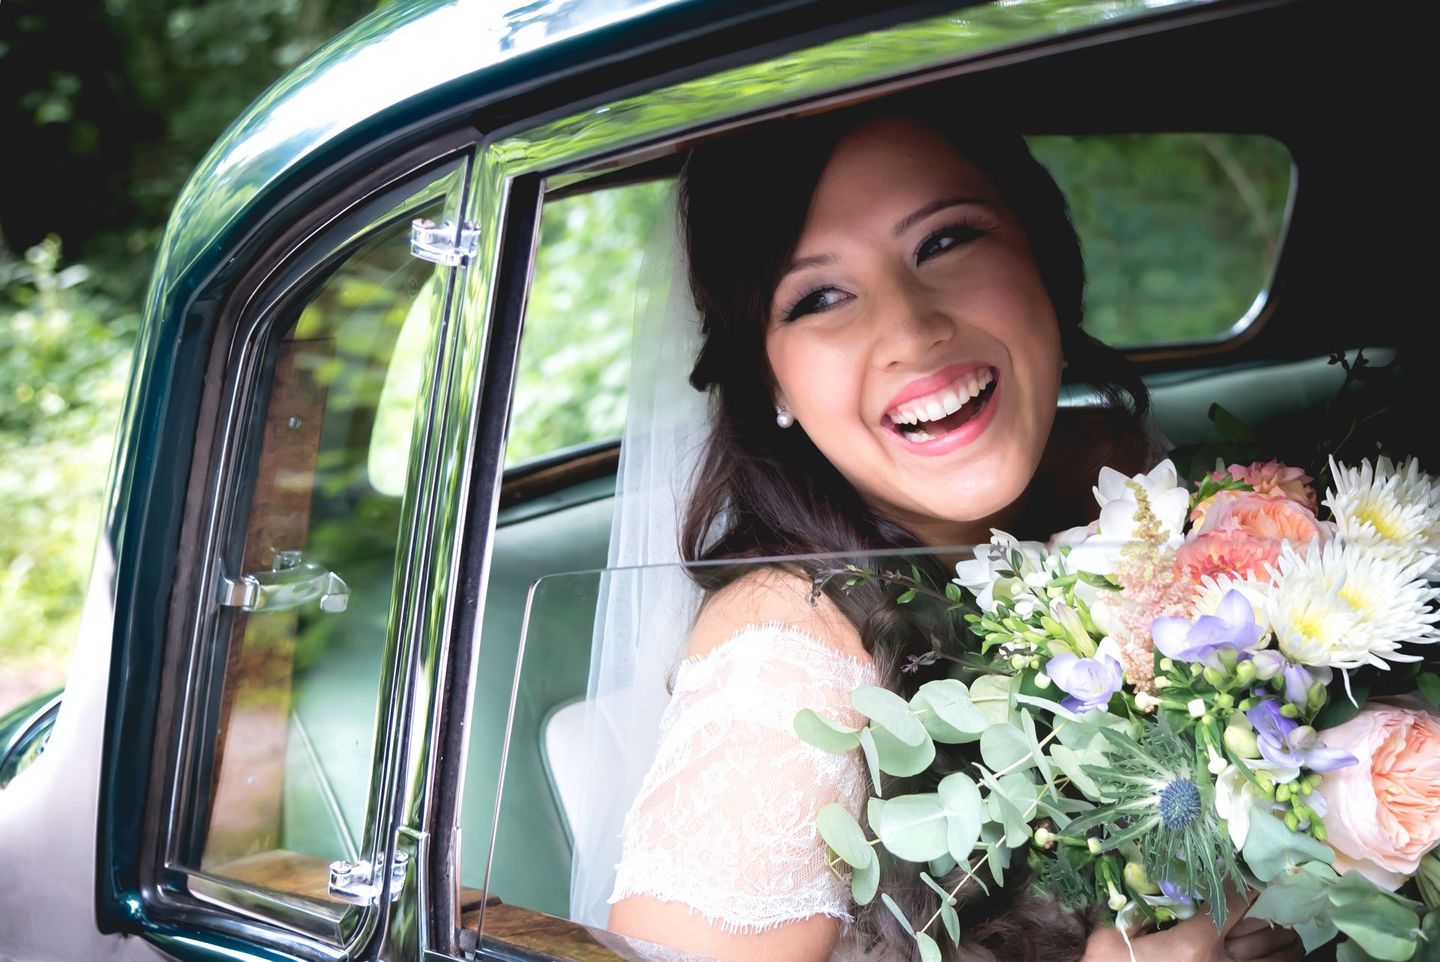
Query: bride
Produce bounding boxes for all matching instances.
[583,100,1303,962]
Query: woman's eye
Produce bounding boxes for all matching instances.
[915,224,986,264]
[783,286,849,321]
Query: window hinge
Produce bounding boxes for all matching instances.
[410,218,480,267]
[327,850,410,906]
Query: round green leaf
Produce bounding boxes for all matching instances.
[914,679,988,743]
[817,803,874,870]
[938,772,982,863]
[855,684,928,747]
[851,850,880,905]
[867,796,887,827]
[1332,895,1421,961]
[859,726,883,793]
[970,674,1013,724]
[795,708,860,753]
[980,723,1034,773]
[872,722,936,777]
[876,793,950,863]
[1243,810,1334,883]
[915,932,942,962]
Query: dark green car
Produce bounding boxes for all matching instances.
[0,0,1421,960]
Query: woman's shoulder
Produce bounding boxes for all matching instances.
[684,566,870,667]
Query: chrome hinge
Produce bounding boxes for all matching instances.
[217,551,350,613]
[410,218,480,267]
[328,850,410,905]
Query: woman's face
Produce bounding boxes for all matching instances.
[765,116,1063,546]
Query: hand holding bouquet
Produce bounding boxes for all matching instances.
[797,456,1440,962]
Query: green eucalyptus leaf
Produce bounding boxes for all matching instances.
[920,871,955,905]
[1336,940,1381,962]
[855,685,928,747]
[941,901,962,946]
[872,722,936,777]
[881,893,915,936]
[817,803,874,869]
[979,824,1009,886]
[859,726,883,795]
[998,772,1040,819]
[868,796,887,827]
[1296,918,1340,954]
[1050,744,1103,800]
[1242,810,1334,883]
[1020,709,1055,790]
[980,723,1034,773]
[985,788,1030,848]
[876,794,950,863]
[1332,895,1421,961]
[852,850,880,905]
[795,708,861,753]
[970,674,1014,724]
[915,679,988,742]
[1412,911,1440,962]
[929,853,958,876]
[915,932,942,962]
[938,772,982,863]
[1247,867,1332,926]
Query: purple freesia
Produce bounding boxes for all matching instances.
[1158,879,1197,905]
[1282,662,1332,707]
[1245,697,1357,772]
[1046,639,1124,713]
[1151,590,1263,667]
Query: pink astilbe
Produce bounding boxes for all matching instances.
[1104,480,1193,694]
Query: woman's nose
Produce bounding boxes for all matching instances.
[872,279,955,369]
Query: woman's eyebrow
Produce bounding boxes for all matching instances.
[779,252,837,281]
[892,196,990,237]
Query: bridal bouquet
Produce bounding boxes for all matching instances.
[796,455,1440,962]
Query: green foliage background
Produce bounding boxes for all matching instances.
[0,0,1292,714]
[0,0,378,711]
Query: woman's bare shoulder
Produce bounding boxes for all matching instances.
[685,567,868,664]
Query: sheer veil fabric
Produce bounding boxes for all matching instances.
[568,187,712,927]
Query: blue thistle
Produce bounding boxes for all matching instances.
[1158,778,1201,830]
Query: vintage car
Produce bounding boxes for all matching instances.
[0,0,1421,959]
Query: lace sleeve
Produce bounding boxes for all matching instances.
[609,623,877,934]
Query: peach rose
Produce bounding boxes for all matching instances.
[1175,527,1282,584]
[1192,461,1318,526]
[1318,702,1440,889]
[1196,490,1329,543]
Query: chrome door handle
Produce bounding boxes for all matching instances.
[218,553,350,613]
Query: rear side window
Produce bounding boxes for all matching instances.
[1032,133,1292,348]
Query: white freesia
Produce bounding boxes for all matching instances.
[953,529,1056,616]
[1215,759,1300,849]
[1066,459,1189,575]
[1267,541,1440,671]
[1325,456,1440,575]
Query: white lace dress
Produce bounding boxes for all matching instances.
[609,623,891,961]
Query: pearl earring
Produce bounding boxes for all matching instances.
[775,406,794,429]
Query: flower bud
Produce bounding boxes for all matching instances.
[1207,746,1227,775]
[1284,811,1300,832]
[1033,827,1057,849]
[1223,721,1260,759]
[1308,682,1328,711]
[1234,661,1257,687]
[1088,837,1103,855]
[1107,882,1128,912]
[1213,692,1234,710]
[1280,702,1300,719]
[1159,658,1175,674]
[1035,672,1052,690]
[1187,698,1207,719]
[1124,862,1160,896]
[1134,691,1159,713]
[1249,649,1284,680]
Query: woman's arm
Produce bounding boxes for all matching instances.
[609,895,839,962]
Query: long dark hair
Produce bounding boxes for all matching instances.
[677,101,1147,961]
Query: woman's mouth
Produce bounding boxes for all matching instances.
[882,366,998,445]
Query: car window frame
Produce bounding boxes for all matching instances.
[133,140,477,962]
[418,1,1292,958]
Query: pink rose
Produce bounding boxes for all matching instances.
[1319,702,1440,889]
[1207,460,1318,512]
[1175,528,1281,584]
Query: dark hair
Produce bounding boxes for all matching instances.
[677,101,1146,961]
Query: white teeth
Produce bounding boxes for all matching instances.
[888,368,995,428]
[903,428,934,443]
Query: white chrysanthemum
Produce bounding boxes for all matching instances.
[1266,541,1440,670]
[1325,456,1440,573]
[1190,572,1275,638]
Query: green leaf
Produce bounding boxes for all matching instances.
[1332,895,1421,961]
[851,850,880,905]
[941,901,961,946]
[980,723,1034,773]
[859,727,883,795]
[929,854,958,877]
[1247,866,1332,926]
[1296,918,1340,954]
[1241,810,1334,883]
[876,794,950,863]
[1050,744,1103,800]
[817,803,874,870]
[881,893,915,936]
[872,722,936,777]
[914,679,987,743]
[794,709,861,753]
[1020,708,1055,790]
[1209,402,1256,441]
[970,674,1013,724]
[915,932,942,962]
[897,588,918,605]
[1418,672,1440,708]
[1411,911,1440,962]
[1337,939,1381,962]
[854,684,929,747]
[938,772,982,863]
[920,871,955,905]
